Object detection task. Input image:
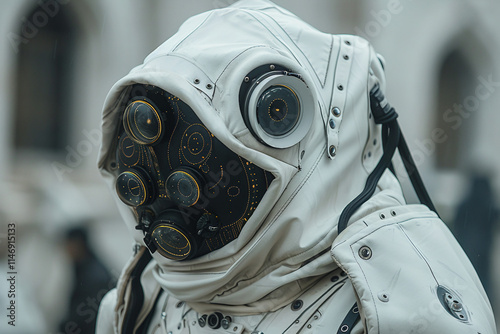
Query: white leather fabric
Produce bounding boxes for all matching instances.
[95,0,496,333]
[331,204,496,333]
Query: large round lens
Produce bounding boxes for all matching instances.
[151,224,193,260]
[256,85,300,136]
[165,168,203,207]
[123,100,162,145]
[115,169,153,206]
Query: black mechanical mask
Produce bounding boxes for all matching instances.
[114,84,274,261]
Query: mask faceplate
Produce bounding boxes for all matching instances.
[114,85,274,260]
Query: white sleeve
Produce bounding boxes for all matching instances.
[96,288,118,334]
[331,205,497,334]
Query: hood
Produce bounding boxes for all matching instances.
[98,0,405,314]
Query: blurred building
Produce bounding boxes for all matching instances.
[0,0,499,332]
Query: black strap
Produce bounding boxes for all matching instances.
[397,131,438,213]
[122,250,152,334]
[337,119,400,233]
[136,289,164,334]
[337,84,438,234]
[336,302,361,334]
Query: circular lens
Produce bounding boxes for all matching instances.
[151,224,193,260]
[256,85,300,136]
[166,168,203,207]
[123,100,162,145]
[115,169,152,206]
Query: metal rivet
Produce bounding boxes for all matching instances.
[331,107,341,117]
[307,324,312,329]
[378,292,390,302]
[353,306,359,313]
[343,55,349,60]
[270,64,276,70]
[176,301,184,308]
[359,246,372,260]
[233,327,238,331]
[291,299,303,311]
[391,210,397,216]
[198,315,207,327]
[168,332,172,334]
[161,312,166,320]
[337,84,344,91]
[380,213,386,219]
[341,324,349,332]
[294,320,300,324]
[329,145,337,156]
[206,83,213,90]
[314,315,319,320]
[345,40,351,46]
[452,301,463,312]
[244,76,250,82]
[331,275,339,282]
[192,321,196,325]
[221,316,232,329]
[194,79,200,84]
[110,161,117,170]
[329,119,336,129]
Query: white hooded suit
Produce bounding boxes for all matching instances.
[95,1,497,333]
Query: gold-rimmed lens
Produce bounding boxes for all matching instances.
[151,224,193,261]
[123,100,162,145]
[115,169,152,207]
[165,169,203,207]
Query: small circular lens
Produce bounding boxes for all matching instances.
[123,100,162,145]
[151,224,192,260]
[115,169,152,206]
[166,168,203,207]
[256,85,300,136]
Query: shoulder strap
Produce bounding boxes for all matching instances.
[122,250,152,334]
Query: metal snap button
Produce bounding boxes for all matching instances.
[359,246,372,260]
[331,107,341,117]
[291,299,303,311]
[198,314,207,327]
[221,316,232,329]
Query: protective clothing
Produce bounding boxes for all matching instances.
[96,1,497,333]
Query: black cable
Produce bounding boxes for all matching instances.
[397,131,438,214]
[337,83,438,234]
[337,120,400,233]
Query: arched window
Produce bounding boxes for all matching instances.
[13,1,78,152]
[435,49,475,169]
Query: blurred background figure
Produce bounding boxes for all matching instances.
[454,173,499,298]
[59,225,115,334]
